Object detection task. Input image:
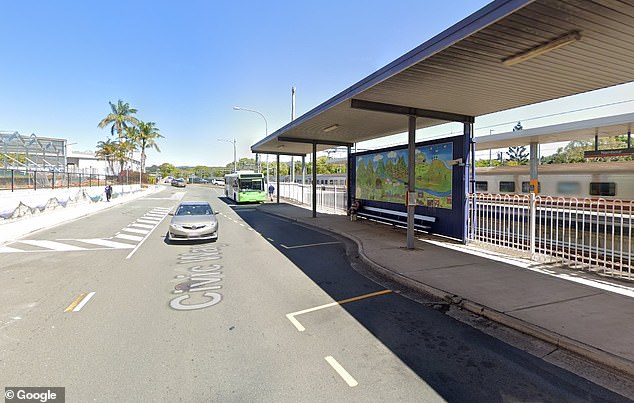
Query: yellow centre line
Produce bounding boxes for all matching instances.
[286,289,392,331]
[64,293,87,312]
[64,291,96,313]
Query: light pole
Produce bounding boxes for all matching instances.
[233,106,268,181]
[218,138,237,173]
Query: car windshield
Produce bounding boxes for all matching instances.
[176,204,212,216]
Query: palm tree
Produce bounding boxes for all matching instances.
[98,100,140,142]
[114,140,136,175]
[127,121,163,174]
[95,139,118,175]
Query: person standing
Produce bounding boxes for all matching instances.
[105,184,113,202]
[268,184,275,201]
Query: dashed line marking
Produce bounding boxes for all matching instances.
[64,292,96,312]
[325,356,358,387]
[286,289,392,332]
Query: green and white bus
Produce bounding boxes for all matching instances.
[224,171,266,203]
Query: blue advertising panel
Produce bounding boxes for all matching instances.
[350,135,465,239]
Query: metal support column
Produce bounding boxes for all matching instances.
[529,142,539,194]
[463,122,474,244]
[312,142,317,218]
[276,155,280,204]
[406,115,416,249]
[346,145,352,211]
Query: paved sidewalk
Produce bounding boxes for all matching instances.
[257,202,634,378]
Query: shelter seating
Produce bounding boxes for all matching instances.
[356,205,436,232]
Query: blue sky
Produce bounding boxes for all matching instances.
[1,1,632,167]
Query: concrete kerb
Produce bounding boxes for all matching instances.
[459,299,634,379]
[257,205,634,379]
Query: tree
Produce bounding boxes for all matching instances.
[507,145,529,164]
[98,100,140,142]
[126,121,162,174]
[159,163,176,177]
[506,121,528,164]
[95,139,118,175]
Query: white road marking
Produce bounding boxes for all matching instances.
[19,240,85,251]
[125,212,169,259]
[116,234,144,242]
[0,246,23,253]
[137,219,159,225]
[122,227,150,235]
[286,302,338,332]
[129,223,155,229]
[72,292,96,312]
[281,241,341,250]
[76,239,135,249]
[286,290,392,332]
[325,356,358,387]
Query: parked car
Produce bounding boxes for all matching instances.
[167,201,218,242]
[171,178,186,187]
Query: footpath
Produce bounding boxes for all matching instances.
[2,190,634,380]
[257,202,634,380]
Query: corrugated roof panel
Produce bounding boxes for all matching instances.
[252,0,634,155]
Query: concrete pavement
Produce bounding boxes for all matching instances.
[257,202,634,379]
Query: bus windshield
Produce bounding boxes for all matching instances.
[239,178,263,191]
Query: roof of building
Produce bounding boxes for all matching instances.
[252,0,634,156]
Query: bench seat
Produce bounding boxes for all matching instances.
[356,206,435,232]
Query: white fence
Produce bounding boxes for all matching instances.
[468,193,634,280]
[278,182,347,214]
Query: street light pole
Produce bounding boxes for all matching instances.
[218,138,237,173]
[233,106,268,181]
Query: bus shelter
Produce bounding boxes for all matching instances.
[251,0,634,248]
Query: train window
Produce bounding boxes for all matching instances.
[499,181,515,193]
[557,181,581,195]
[589,182,616,196]
[475,181,488,192]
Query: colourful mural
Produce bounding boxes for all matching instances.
[355,142,453,209]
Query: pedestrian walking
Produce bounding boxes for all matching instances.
[105,184,113,202]
[268,184,275,201]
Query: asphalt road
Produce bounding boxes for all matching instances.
[0,186,631,402]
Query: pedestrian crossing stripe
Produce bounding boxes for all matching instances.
[121,227,150,235]
[0,238,137,253]
[115,233,144,242]
[129,223,154,229]
[0,207,168,254]
[76,239,135,249]
[20,240,86,251]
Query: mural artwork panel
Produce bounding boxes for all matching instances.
[355,142,453,209]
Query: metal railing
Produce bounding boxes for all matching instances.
[468,193,634,280]
[278,182,348,214]
[0,168,142,192]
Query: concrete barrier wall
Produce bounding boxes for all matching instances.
[0,185,142,222]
